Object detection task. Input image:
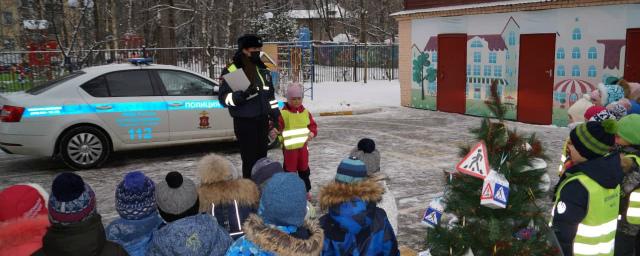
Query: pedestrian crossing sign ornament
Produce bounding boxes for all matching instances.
[480,171,510,209]
[422,197,444,228]
[456,141,490,179]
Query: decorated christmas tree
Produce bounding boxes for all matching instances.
[424,80,560,255]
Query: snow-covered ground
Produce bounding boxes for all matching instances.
[302,80,400,113]
[0,80,568,251]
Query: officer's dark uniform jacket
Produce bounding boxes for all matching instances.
[218,52,279,120]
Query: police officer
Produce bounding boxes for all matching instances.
[219,34,279,178]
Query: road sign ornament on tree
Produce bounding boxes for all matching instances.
[422,197,445,228]
[456,141,490,179]
[480,171,510,209]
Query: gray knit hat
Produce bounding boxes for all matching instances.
[155,171,199,222]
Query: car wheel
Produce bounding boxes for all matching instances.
[59,126,111,170]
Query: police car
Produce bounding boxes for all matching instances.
[0,59,243,169]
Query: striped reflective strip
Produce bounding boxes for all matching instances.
[225,94,236,107]
[284,136,308,147]
[234,200,242,232]
[271,104,279,109]
[627,208,640,217]
[576,219,617,238]
[573,239,615,255]
[630,192,640,202]
[282,128,310,138]
[263,86,270,90]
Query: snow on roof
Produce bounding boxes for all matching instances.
[23,20,49,30]
[288,4,348,19]
[391,0,552,17]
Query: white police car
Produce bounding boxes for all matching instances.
[0,59,241,169]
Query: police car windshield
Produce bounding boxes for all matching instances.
[26,71,85,95]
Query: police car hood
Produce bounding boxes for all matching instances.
[567,153,623,189]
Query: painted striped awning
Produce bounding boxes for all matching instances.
[554,79,596,95]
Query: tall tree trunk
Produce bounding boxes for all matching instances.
[94,0,106,62]
[158,0,177,64]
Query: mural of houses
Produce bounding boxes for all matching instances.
[395,1,640,126]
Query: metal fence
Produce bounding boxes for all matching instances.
[0,47,236,93]
[0,43,398,93]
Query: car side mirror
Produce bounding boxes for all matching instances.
[213,85,220,93]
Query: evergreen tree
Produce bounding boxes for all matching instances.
[426,80,560,255]
[249,12,297,42]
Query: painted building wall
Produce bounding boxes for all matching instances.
[408,4,640,126]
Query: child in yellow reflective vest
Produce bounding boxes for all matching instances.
[277,83,317,199]
[613,114,640,256]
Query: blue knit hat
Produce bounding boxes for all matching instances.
[259,173,307,227]
[335,157,368,184]
[116,171,157,220]
[48,172,96,225]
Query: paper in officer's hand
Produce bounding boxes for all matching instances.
[223,68,251,92]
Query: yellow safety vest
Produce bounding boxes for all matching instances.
[279,108,310,150]
[553,173,620,256]
[625,155,640,225]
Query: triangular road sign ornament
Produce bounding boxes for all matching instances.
[481,182,493,199]
[456,141,490,179]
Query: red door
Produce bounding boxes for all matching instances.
[517,34,556,125]
[437,34,467,114]
[625,28,640,82]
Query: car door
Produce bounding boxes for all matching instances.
[79,70,170,144]
[153,69,233,141]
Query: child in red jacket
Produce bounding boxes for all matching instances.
[278,83,317,199]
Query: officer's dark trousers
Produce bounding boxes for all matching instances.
[234,116,269,179]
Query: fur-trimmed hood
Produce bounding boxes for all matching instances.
[198,178,260,211]
[198,153,242,183]
[319,179,384,210]
[243,214,323,256]
[0,214,49,255]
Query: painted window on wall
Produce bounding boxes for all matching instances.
[588,65,597,77]
[494,65,502,77]
[467,65,471,75]
[557,65,565,76]
[506,51,510,60]
[432,52,438,63]
[572,47,581,59]
[572,28,582,40]
[557,48,565,59]
[484,65,492,76]
[474,84,481,99]
[473,65,481,76]
[474,52,481,63]
[471,40,483,48]
[572,65,581,77]
[498,85,503,98]
[508,32,516,46]
[588,47,597,59]
[570,93,578,102]
[489,52,497,64]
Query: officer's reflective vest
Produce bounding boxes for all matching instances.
[279,108,310,150]
[626,155,640,225]
[553,173,620,256]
